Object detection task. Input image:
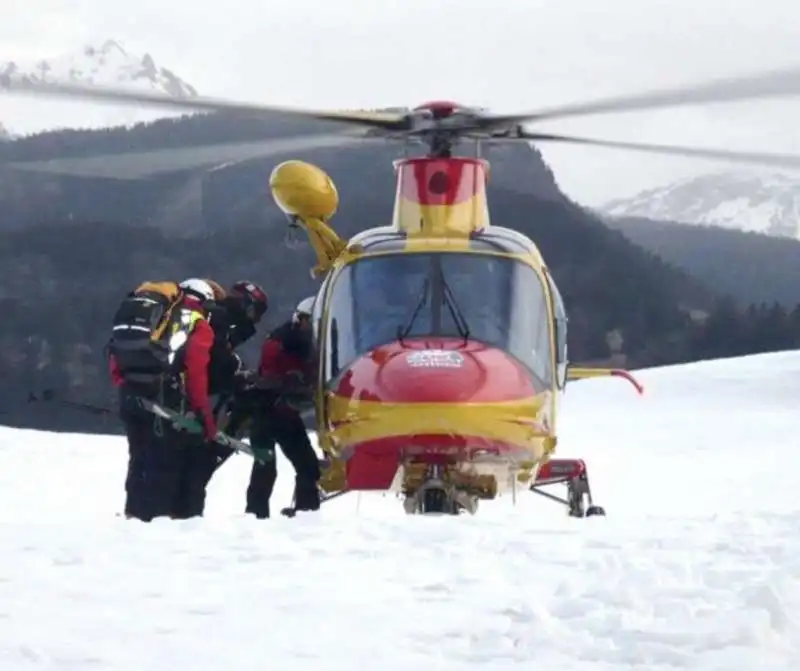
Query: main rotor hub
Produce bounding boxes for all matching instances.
[413,100,462,119]
[404,100,501,158]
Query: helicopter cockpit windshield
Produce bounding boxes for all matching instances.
[324,252,553,385]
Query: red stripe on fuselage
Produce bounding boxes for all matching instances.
[398,157,487,207]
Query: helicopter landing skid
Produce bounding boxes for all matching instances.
[529,458,606,518]
[402,464,480,516]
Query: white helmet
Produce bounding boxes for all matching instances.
[179,278,215,302]
[292,296,315,322]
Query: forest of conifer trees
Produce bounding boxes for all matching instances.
[1,110,798,433]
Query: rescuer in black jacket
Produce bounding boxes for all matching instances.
[169,280,269,518]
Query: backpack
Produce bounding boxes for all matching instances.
[108,281,185,383]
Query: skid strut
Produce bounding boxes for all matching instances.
[403,464,479,515]
[530,459,606,518]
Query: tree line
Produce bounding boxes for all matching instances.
[1,109,797,434]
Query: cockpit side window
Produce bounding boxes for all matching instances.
[545,271,569,389]
[508,261,552,386]
[323,265,353,382]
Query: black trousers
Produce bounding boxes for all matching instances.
[122,413,185,521]
[245,410,321,519]
[176,393,255,514]
[168,439,223,519]
[120,386,218,521]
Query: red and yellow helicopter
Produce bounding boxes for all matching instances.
[5,66,800,516]
[267,153,646,517]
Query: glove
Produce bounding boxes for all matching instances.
[232,368,256,392]
[239,368,257,384]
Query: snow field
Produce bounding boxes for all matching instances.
[0,351,798,669]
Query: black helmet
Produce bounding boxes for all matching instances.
[230,281,268,322]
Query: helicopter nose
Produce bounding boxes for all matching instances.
[332,337,540,404]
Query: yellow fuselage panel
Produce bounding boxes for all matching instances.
[326,392,553,461]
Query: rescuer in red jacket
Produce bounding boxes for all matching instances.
[245,296,322,518]
[170,280,270,519]
[110,278,218,522]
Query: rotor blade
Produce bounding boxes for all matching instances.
[1,133,370,179]
[523,132,800,170]
[478,65,800,127]
[0,77,407,131]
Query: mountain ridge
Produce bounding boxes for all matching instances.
[601,213,800,307]
[600,170,800,240]
[0,40,198,136]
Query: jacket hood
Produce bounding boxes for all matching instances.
[272,320,313,358]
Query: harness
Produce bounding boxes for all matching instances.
[167,307,205,368]
[149,306,206,437]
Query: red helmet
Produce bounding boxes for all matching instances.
[230,281,268,321]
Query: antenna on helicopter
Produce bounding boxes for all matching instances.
[283,215,307,251]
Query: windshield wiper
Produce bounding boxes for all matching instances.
[396,278,430,345]
[439,271,471,345]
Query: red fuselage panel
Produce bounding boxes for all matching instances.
[331,337,537,403]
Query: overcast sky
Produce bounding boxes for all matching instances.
[4,0,800,206]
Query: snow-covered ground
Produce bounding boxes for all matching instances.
[0,351,798,669]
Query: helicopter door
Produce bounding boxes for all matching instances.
[311,274,331,345]
[299,276,333,436]
[545,270,569,390]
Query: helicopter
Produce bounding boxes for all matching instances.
[5,65,800,516]
[265,156,645,517]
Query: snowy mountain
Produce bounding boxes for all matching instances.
[0,40,198,136]
[600,170,800,240]
[0,121,11,141]
[1,350,799,666]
